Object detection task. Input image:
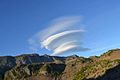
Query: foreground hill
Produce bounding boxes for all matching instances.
[0,49,120,80]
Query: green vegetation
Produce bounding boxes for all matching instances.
[101,49,120,56]
[1,49,120,80]
[101,50,113,56]
[4,63,65,80]
[114,59,120,63]
[73,65,94,80]
[39,63,65,77]
[73,59,119,80]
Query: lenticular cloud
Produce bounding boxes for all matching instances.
[28,16,89,55]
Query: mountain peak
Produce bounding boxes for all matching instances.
[1,49,120,80]
[100,49,120,60]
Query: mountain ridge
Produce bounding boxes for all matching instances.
[0,49,120,80]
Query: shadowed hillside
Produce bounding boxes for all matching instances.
[85,64,120,80]
[0,49,120,80]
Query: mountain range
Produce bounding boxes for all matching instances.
[1,49,120,80]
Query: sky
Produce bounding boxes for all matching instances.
[0,0,120,57]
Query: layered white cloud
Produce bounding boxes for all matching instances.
[42,30,85,50]
[51,41,89,55]
[28,16,89,55]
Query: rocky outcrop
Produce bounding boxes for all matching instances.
[15,54,65,65]
[0,56,16,79]
[1,49,120,80]
[0,54,65,80]
[4,63,66,80]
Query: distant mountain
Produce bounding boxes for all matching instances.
[1,49,120,80]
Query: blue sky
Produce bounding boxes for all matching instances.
[0,0,120,57]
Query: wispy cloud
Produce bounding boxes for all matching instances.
[28,16,89,55]
[51,41,90,56]
[42,30,85,50]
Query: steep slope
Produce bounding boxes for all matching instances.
[100,49,120,60]
[15,54,65,65]
[61,56,92,80]
[4,63,66,80]
[0,54,65,80]
[1,49,120,80]
[0,56,16,80]
[73,49,120,80]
